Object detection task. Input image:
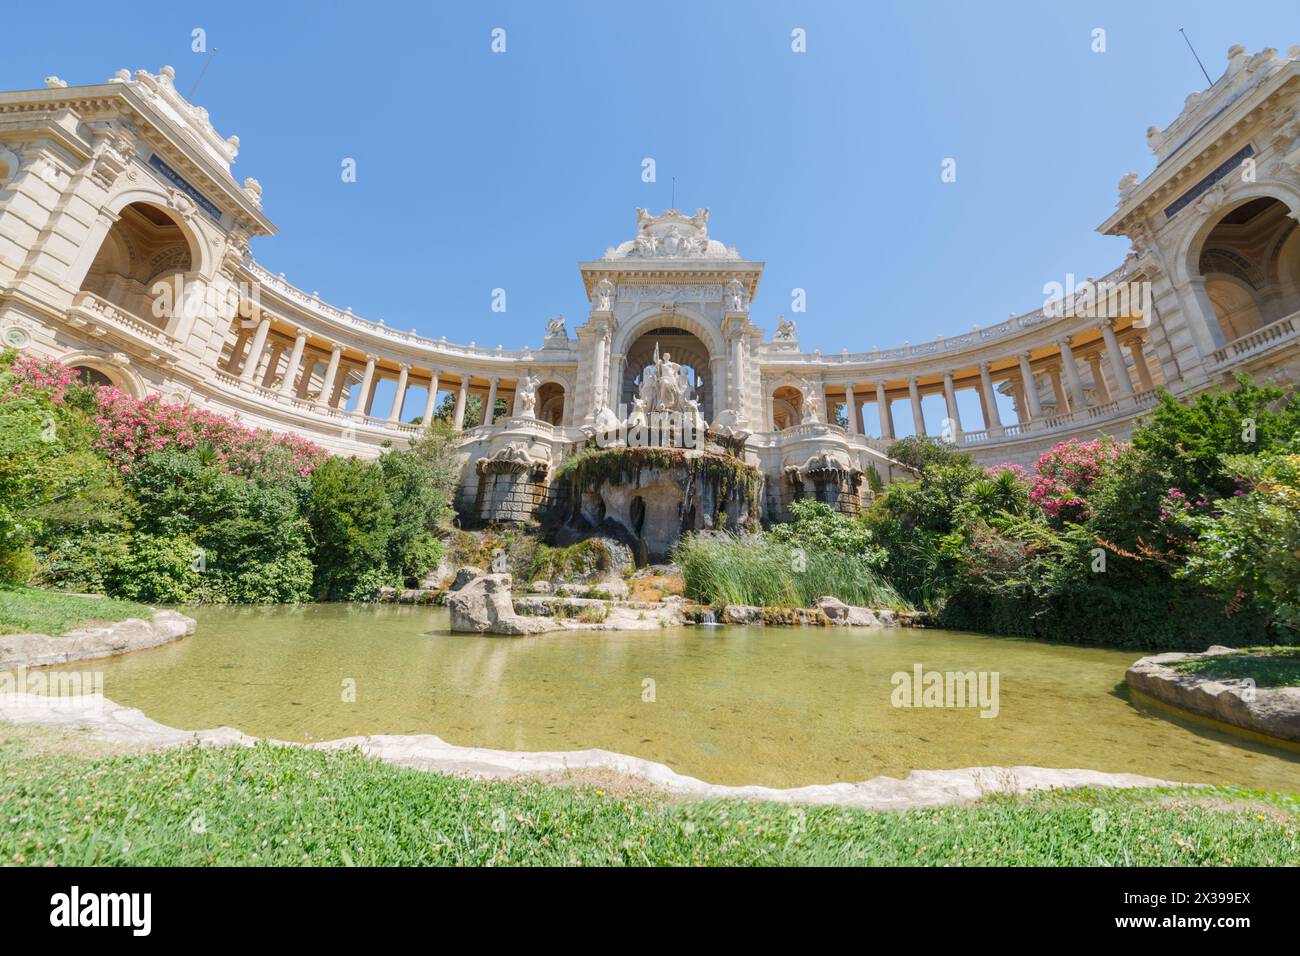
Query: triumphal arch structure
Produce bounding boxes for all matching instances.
[2,45,1299,527]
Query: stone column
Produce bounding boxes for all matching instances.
[876,381,894,440]
[452,375,469,430]
[844,383,859,434]
[484,376,499,427]
[317,345,343,410]
[388,363,410,422]
[1048,365,1069,413]
[1086,353,1111,403]
[608,353,623,414]
[908,377,925,436]
[259,342,284,389]
[356,356,376,417]
[711,357,727,419]
[240,316,271,381]
[1100,320,1136,398]
[942,371,962,437]
[731,335,746,411]
[1016,352,1043,420]
[592,332,609,411]
[296,355,317,399]
[225,329,251,372]
[1011,382,1027,422]
[422,369,441,426]
[1126,337,1155,390]
[979,362,1002,431]
[1057,338,1085,411]
[363,374,379,417]
[278,329,307,396]
[329,367,349,409]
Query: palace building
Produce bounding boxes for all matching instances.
[2,46,1299,528]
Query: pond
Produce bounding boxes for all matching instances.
[33,605,1300,791]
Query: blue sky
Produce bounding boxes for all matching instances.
[4,0,1295,368]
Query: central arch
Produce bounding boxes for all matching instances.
[611,306,725,421]
[620,326,715,422]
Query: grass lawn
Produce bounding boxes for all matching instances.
[0,584,152,637]
[1169,647,1300,688]
[0,727,1295,866]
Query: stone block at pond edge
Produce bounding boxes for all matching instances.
[446,573,560,636]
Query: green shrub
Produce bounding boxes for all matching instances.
[885,435,971,473]
[1174,453,1300,637]
[306,457,393,601]
[377,425,457,581]
[102,533,201,604]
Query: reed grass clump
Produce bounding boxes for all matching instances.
[673,533,908,610]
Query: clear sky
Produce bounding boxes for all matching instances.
[4,0,1296,365]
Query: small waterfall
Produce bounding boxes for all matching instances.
[698,609,721,627]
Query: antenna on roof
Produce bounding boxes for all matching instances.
[188,47,220,99]
[1179,28,1213,87]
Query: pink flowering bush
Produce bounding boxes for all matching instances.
[1028,438,1126,524]
[7,353,79,403]
[92,387,325,481]
[985,463,1029,483]
[5,351,325,481]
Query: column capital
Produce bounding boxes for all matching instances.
[397,362,411,372]
[978,361,992,372]
[329,342,343,355]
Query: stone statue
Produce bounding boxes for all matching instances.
[649,343,686,411]
[590,404,621,437]
[684,398,706,437]
[519,372,540,417]
[799,380,822,423]
[625,395,648,429]
[593,278,614,310]
[775,314,796,340]
[725,278,745,313]
[710,408,751,443]
[546,315,566,337]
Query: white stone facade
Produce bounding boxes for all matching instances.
[2,48,1299,523]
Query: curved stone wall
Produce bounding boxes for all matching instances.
[2,49,1299,525]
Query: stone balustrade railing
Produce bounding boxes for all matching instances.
[759,260,1140,369]
[1207,311,1299,370]
[244,258,575,364]
[68,292,179,361]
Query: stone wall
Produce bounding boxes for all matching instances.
[470,470,558,525]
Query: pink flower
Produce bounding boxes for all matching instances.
[1028,438,1126,523]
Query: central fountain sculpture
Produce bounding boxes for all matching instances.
[457,207,901,550]
[562,344,762,564]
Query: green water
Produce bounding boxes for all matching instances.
[30,605,1300,791]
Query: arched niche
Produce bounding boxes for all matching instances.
[78,201,199,334]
